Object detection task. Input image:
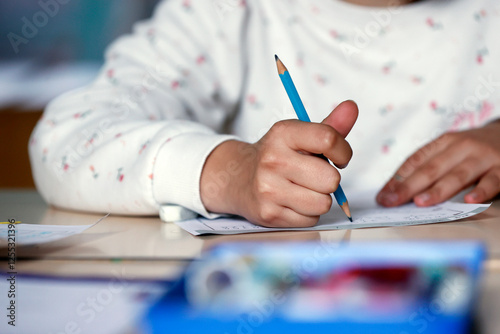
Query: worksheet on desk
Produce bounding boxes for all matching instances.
[175,189,491,236]
[0,215,106,246]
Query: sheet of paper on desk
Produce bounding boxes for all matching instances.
[0,215,105,246]
[175,189,491,235]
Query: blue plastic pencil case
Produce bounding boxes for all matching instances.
[142,241,485,334]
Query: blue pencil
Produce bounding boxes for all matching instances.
[275,55,352,222]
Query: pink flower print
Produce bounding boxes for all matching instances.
[117,168,124,182]
[45,119,56,127]
[115,133,122,138]
[84,133,99,149]
[382,61,395,74]
[107,69,118,85]
[379,104,394,116]
[411,76,423,84]
[474,9,487,21]
[171,80,180,90]
[329,30,347,41]
[247,94,256,104]
[479,101,493,122]
[426,17,443,30]
[296,53,304,67]
[139,141,150,155]
[381,139,395,154]
[90,165,99,179]
[149,173,154,180]
[196,55,206,65]
[246,94,262,109]
[147,28,156,43]
[73,110,91,119]
[476,47,488,65]
[42,148,48,162]
[182,0,191,10]
[314,74,327,86]
[429,100,446,114]
[449,112,475,131]
[61,156,69,171]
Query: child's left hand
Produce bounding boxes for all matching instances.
[377,119,500,207]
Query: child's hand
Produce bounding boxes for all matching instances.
[377,119,500,207]
[201,100,358,227]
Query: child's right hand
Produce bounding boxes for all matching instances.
[200,100,358,227]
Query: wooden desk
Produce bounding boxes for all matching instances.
[1,190,500,333]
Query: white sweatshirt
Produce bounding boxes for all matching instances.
[29,0,500,217]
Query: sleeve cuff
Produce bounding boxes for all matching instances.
[152,132,238,219]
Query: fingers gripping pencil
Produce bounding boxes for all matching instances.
[275,55,352,222]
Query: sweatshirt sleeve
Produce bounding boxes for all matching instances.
[28,0,248,217]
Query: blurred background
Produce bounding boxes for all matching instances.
[0,0,161,188]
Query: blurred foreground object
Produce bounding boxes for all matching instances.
[143,242,484,334]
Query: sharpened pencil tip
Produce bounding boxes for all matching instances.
[348,217,353,222]
[275,54,278,61]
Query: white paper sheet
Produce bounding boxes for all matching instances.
[0,215,106,246]
[0,274,167,334]
[175,190,491,235]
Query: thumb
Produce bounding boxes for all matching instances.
[321,100,358,138]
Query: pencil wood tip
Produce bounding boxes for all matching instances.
[275,55,287,75]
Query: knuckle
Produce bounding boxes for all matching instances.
[317,195,333,215]
[410,150,426,165]
[269,120,290,136]
[452,168,470,182]
[328,170,341,190]
[257,204,279,225]
[320,128,337,149]
[421,162,441,181]
[398,163,414,178]
[395,182,411,199]
[429,186,443,200]
[254,177,273,197]
[259,150,280,167]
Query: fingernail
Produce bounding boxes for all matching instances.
[466,192,479,202]
[415,193,430,205]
